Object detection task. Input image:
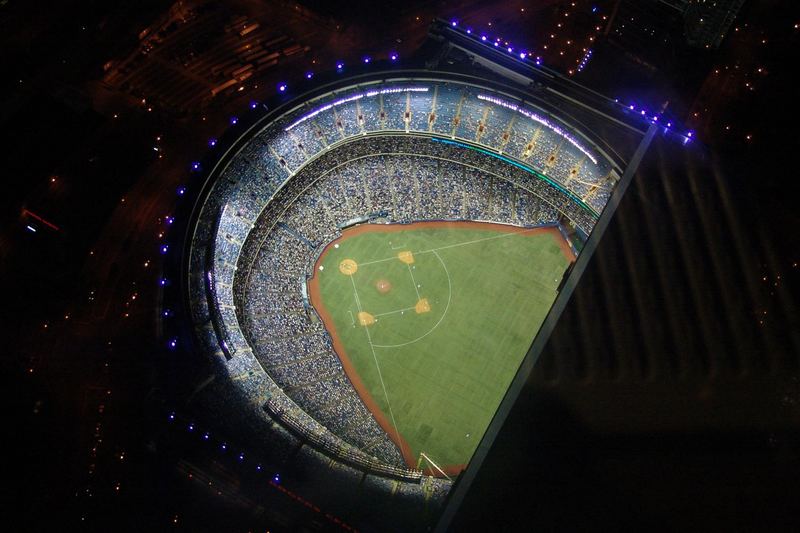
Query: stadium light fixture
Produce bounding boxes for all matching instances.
[191,161,200,170]
[305,71,313,79]
[278,83,287,92]
[466,28,472,34]
[363,56,371,64]
[159,278,168,287]
[160,244,169,254]
[177,186,186,196]
[481,35,487,41]
[250,101,258,109]
[451,20,457,27]
[203,432,210,440]
[168,412,175,421]
[163,309,172,317]
[168,338,177,349]
[519,52,527,59]
[390,53,398,61]
[208,138,217,147]
[188,423,194,431]
[336,61,344,71]
[230,116,238,125]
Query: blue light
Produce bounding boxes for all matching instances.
[592,6,598,13]
[191,161,200,170]
[273,474,280,483]
[278,83,287,92]
[666,122,672,128]
[687,131,694,137]
[221,443,227,451]
[230,116,238,125]
[466,28,472,34]
[166,216,174,224]
[390,53,398,61]
[494,41,499,47]
[451,20,457,27]
[208,138,217,147]
[256,464,262,471]
[238,452,244,461]
[363,56,371,64]
[159,278,168,287]
[160,244,169,254]
[168,412,175,421]
[519,52,527,59]
[305,71,313,79]
[177,186,186,196]
[630,104,635,110]
[481,35,487,41]
[168,338,177,349]
[203,432,210,440]
[163,309,172,317]
[188,423,194,431]
[250,101,258,109]
[336,61,344,70]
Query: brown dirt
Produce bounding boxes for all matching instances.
[375,279,392,294]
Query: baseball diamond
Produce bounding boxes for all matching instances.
[308,221,575,471]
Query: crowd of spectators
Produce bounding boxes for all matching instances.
[187,78,619,487]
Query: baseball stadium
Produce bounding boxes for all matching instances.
[181,63,628,527]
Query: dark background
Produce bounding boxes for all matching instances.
[3,0,798,530]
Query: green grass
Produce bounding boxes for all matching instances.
[311,222,570,471]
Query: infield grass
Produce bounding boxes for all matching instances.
[308,221,572,473]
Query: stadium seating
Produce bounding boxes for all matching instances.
[187,78,617,489]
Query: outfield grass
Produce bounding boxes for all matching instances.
[308,221,572,473]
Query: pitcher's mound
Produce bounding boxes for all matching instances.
[358,311,375,326]
[375,279,392,294]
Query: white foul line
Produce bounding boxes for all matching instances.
[349,271,406,459]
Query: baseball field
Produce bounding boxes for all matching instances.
[307,221,574,475]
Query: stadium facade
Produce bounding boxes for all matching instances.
[166,54,655,528]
